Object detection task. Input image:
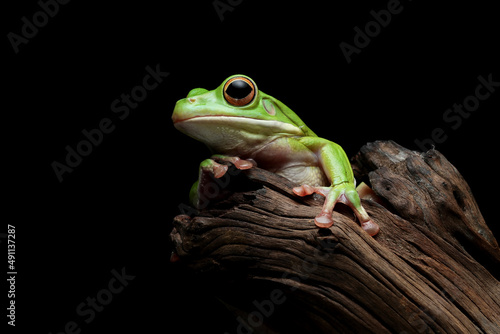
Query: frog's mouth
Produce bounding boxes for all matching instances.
[174,116,302,153]
[174,115,302,135]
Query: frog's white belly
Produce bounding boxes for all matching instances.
[247,136,330,187]
[276,165,329,187]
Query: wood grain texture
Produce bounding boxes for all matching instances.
[170,141,500,333]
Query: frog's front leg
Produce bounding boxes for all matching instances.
[190,155,255,208]
[294,137,380,236]
[211,154,255,171]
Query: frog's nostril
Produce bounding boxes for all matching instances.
[188,98,196,103]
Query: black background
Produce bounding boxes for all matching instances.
[5,0,499,333]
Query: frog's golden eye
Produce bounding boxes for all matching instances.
[223,77,256,107]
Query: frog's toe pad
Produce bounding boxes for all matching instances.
[232,157,254,170]
[361,219,380,236]
[212,155,256,170]
[314,213,334,228]
[202,162,228,179]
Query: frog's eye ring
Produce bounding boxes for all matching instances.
[223,76,256,107]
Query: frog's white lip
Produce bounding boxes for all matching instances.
[174,115,303,135]
[173,115,254,124]
[172,114,226,124]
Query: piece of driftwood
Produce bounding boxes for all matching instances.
[170,141,500,334]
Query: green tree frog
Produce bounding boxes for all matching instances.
[172,75,380,236]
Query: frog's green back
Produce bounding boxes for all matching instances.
[268,94,317,137]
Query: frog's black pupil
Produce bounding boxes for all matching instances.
[226,80,252,99]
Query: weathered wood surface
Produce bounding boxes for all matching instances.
[170,141,500,333]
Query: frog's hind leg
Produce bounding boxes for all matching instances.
[293,183,380,236]
[292,184,337,228]
[342,187,380,236]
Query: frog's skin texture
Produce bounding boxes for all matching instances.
[172,75,380,236]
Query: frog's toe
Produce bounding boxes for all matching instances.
[314,212,334,228]
[293,184,337,228]
[293,185,330,197]
[200,159,228,178]
[211,155,256,170]
[343,189,380,236]
[293,184,314,196]
[361,219,380,236]
[232,157,255,170]
[211,163,229,178]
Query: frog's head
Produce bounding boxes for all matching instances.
[172,75,315,154]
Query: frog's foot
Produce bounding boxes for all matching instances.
[200,158,229,179]
[199,156,255,180]
[293,183,380,236]
[190,157,256,209]
[211,155,256,174]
